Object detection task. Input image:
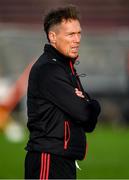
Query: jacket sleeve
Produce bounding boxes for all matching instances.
[38,64,91,123]
[82,99,101,132]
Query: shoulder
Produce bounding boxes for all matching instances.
[32,53,64,71]
[29,54,69,83]
[40,63,67,83]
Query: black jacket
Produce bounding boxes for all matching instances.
[25,44,101,160]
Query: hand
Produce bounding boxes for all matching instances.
[75,88,85,98]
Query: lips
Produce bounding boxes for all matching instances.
[71,47,79,53]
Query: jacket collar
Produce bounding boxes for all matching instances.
[44,44,77,65]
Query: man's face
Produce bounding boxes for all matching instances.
[49,19,81,58]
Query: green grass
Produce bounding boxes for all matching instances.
[77,125,129,179]
[0,129,27,179]
[0,125,129,179]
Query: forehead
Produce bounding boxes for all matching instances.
[58,19,81,32]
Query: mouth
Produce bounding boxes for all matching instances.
[71,46,79,52]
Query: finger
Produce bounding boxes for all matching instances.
[76,91,83,96]
[78,94,85,98]
[75,88,79,92]
[75,92,85,98]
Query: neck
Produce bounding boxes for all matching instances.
[49,43,78,63]
[44,44,78,65]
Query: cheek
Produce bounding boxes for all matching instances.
[56,36,72,55]
[58,39,70,50]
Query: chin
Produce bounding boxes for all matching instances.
[70,54,78,58]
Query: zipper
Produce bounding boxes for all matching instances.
[69,60,82,91]
[69,60,88,158]
[64,121,70,150]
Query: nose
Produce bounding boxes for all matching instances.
[73,34,81,43]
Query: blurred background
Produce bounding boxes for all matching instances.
[0,0,129,179]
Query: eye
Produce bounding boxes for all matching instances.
[68,33,74,37]
[67,32,81,38]
[78,32,81,36]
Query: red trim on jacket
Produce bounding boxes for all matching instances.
[69,61,75,75]
[69,60,88,159]
[64,121,70,150]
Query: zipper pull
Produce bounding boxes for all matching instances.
[75,161,82,170]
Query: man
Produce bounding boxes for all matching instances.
[25,5,101,179]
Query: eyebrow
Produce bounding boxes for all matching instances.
[67,30,81,35]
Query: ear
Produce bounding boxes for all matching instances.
[48,31,56,44]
